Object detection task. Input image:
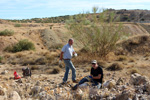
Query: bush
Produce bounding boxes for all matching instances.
[14,24,21,27]
[50,43,63,49]
[129,68,139,74]
[0,56,3,63]
[5,39,35,52]
[106,63,124,71]
[0,29,14,36]
[66,7,128,57]
[49,66,61,74]
[31,65,39,70]
[117,55,128,61]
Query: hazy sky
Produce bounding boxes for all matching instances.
[0,0,150,19]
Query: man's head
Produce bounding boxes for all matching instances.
[68,38,74,45]
[91,60,98,69]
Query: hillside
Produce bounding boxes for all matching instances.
[0,19,150,100]
[4,9,150,24]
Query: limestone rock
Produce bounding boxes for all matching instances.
[103,80,116,89]
[9,91,21,100]
[130,73,149,85]
[30,86,42,96]
[116,90,133,100]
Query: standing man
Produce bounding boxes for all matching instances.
[60,38,77,84]
[72,60,103,90]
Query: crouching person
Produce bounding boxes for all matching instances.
[22,67,32,77]
[72,60,103,90]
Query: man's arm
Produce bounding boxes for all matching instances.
[60,52,64,60]
[91,74,101,79]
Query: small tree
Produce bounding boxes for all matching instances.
[5,39,35,53]
[0,29,14,36]
[66,7,127,57]
[0,56,3,63]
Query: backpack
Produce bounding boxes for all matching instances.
[22,67,31,77]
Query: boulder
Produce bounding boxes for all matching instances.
[1,70,8,75]
[145,82,150,94]
[116,90,133,100]
[103,80,116,89]
[38,91,54,100]
[9,91,21,100]
[30,86,42,96]
[0,88,5,96]
[130,73,149,85]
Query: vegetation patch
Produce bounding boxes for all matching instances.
[0,56,3,63]
[5,39,35,53]
[50,43,63,49]
[106,63,124,71]
[31,65,39,70]
[0,29,14,36]
[117,55,128,61]
[14,24,21,27]
[129,68,139,74]
[49,66,61,74]
[66,7,128,57]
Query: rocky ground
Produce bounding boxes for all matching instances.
[0,21,150,100]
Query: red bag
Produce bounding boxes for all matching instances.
[14,71,21,79]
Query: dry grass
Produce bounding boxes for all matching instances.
[117,55,128,61]
[46,66,61,74]
[128,57,135,62]
[106,63,124,71]
[129,68,140,74]
[30,65,39,70]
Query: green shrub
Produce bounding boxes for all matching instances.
[0,29,14,36]
[5,39,35,52]
[31,65,39,70]
[0,56,3,63]
[106,63,124,71]
[14,24,21,27]
[129,68,139,74]
[117,55,128,61]
[49,66,61,74]
[50,43,63,49]
[66,7,128,57]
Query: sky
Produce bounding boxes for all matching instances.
[0,0,150,20]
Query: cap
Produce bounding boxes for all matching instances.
[91,60,97,64]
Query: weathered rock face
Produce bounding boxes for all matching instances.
[130,73,150,94]
[116,90,133,100]
[0,87,5,96]
[103,80,116,89]
[130,73,149,85]
[9,91,21,100]
[1,70,8,75]
[30,86,42,97]
[38,91,54,100]
[145,82,150,94]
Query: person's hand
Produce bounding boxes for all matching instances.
[59,60,62,64]
[74,53,77,57]
[88,75,92,78]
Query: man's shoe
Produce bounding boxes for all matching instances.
[72,80,78,83]
[72,85,78,90]
[59,82,66,86]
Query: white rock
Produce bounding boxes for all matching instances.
[30,86,42,96]
[103,80,116,89]
[115,90,133,100]
[0,88,5,96]
[9,91,21,100]
[130,73,149,85]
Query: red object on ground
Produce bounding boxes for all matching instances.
[14,71,21,79]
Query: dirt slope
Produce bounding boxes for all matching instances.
[123,23,149,35]
[116,34,150,55]
[0,21,149,53]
